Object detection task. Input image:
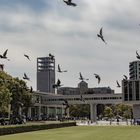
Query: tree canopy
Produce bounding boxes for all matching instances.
[0,71,32,117]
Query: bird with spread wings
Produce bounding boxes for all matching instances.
[63,0,77,6]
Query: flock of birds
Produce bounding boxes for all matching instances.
[0,0,140,106]
[0,49,33,92]
[61,0,140,89]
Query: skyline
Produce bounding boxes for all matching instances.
[0,0,140,92]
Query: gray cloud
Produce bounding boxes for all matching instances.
[0,0,140,93]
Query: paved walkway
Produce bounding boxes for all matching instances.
[76,120,133,126]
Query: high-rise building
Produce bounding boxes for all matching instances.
[129,60,140,80]
[37,56,55,93]
[122,60,140,120]
[123,60,140,102]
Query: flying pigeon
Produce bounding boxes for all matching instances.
[63,0,77,6]
[24,54,30,61]
[79,72,84,81]
[23,73,30,81]
[57,64,67,73]
[136,51,140,59]
[79,72,89,81]
[49,53,54,60]
[53,79,62,88]
[0,49,10,60]
[94,73,101,84]
[97,27,107,44]
[116,80,121,88]
[123,75,128,80]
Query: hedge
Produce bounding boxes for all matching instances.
[0,122,76,136]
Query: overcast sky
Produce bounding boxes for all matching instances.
[0,0,140,93]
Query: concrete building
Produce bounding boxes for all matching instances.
[30,90,122,122]
[58,81,114,95]
[30,80,121,122]
[122,60,140,120]
[37,56,55,93]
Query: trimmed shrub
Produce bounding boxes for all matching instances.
[0,122,76,136]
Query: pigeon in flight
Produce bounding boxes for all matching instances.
[123,75,128,80]
[63,0,77,6]
[49,53,54,60]
[24,54,30,61]
[97,27,107,44]
[53,79,62,88]
[136,51,140,59]
[116,80,121,88]
[23,73,30,81]
[57,64,67,73]
[79,72,84,81]
[94,73,101,84]
[79,72,89,81]
[0,49,10,60]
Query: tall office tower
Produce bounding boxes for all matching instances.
[37,56,55,93]
[122,60,140,120]
[129,61,140,80]
[0,64,4,71]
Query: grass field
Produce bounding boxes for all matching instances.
[0,126,140,140]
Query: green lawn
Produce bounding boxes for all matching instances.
[0,126,140,140]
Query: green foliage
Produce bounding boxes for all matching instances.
[104,104,132,121]
[104,106,114,119]
[0,122,76,136]
[114,104,132,119]
[0,86,11,114]
[69,104,90,118]
[0,71,32,116]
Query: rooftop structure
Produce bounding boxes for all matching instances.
[57,81,114,95]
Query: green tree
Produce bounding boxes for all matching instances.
[104,106,114,125]
[0,86,11,117]
[0,71,32,117]
[69,104,90,119]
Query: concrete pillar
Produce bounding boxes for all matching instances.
[27,107,31,118]
[90,104,97,123]
[38,106,41,120]
[61,106,64,117]
[133,82,136,100]
[133,104,140,120]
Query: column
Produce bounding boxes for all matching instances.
[38,106,41,120]
[133,104,140,120]
[55,107,58,120]
[61,106,64,117]
[90,104,97,123]
[27,107,31,118]
[67,108,70,117]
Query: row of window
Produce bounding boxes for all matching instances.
[44,96,122,102]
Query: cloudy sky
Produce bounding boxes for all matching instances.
[0,0,140,93]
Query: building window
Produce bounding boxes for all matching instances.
[129,82,132,101]
[136,81,139,100]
